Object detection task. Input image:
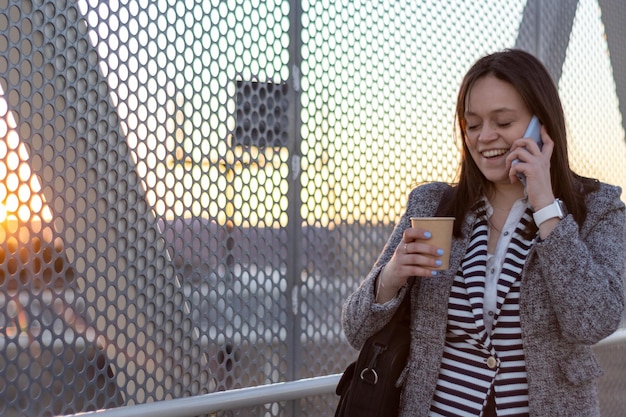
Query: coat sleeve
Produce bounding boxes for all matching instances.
[533,183,625,344]
[341,183,449,349]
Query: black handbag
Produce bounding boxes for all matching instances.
[334,293,411,417]
[335,185,454,417]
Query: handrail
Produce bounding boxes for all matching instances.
[596,326,626,346]
[65,374,342,417]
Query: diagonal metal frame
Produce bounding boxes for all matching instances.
[515,0,579,84]
[598,0,626,141]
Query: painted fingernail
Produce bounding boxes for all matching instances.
[424,231,432,238]
[437,249,444,256]
[431,270,438,276]
[435,260,443,266]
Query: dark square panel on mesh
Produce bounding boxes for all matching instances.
[233,80,289,148]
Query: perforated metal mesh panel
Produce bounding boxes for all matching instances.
[1,0,625,416]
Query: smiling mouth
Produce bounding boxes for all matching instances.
[481,149,509,158]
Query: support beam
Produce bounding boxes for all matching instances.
[515,0,579,83]
[598,0,626,141]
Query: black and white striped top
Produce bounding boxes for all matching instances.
[429,203,535,417]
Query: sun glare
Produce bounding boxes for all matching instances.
[0,88,53,230]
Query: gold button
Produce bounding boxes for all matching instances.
[486,356,497,369]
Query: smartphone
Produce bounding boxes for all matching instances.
[512,115,542,186]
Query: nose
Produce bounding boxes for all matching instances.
[477,124,497,142]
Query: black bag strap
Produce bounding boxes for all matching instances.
[434,184,455,217]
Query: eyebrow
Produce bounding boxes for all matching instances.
[464,108,516,117]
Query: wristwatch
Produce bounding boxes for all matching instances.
[533,199,565,226]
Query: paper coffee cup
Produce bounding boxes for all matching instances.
[410,217,454,270]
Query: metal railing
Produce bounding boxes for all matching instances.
[64,374,342,417]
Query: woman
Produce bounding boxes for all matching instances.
[341,49,625,416]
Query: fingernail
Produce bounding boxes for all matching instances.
[437,249,444,256]
[424,231,432,238]
[431,270,438,276]
[435,259,443,266]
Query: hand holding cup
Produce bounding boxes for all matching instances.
[376,218,453,303]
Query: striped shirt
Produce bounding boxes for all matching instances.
[429,200,534,417]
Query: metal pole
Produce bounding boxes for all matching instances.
[285,0,305,416]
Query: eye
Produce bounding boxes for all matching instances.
[465,121,481,131]
[496,121,513,128]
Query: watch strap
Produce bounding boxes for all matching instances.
[533,199,564,226]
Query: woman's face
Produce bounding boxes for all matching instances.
[464,75,534,185]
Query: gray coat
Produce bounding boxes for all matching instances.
[342,181,625,416]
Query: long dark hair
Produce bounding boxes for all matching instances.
[447,49,597,237]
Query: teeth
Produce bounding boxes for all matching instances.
[482,149,508,158]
